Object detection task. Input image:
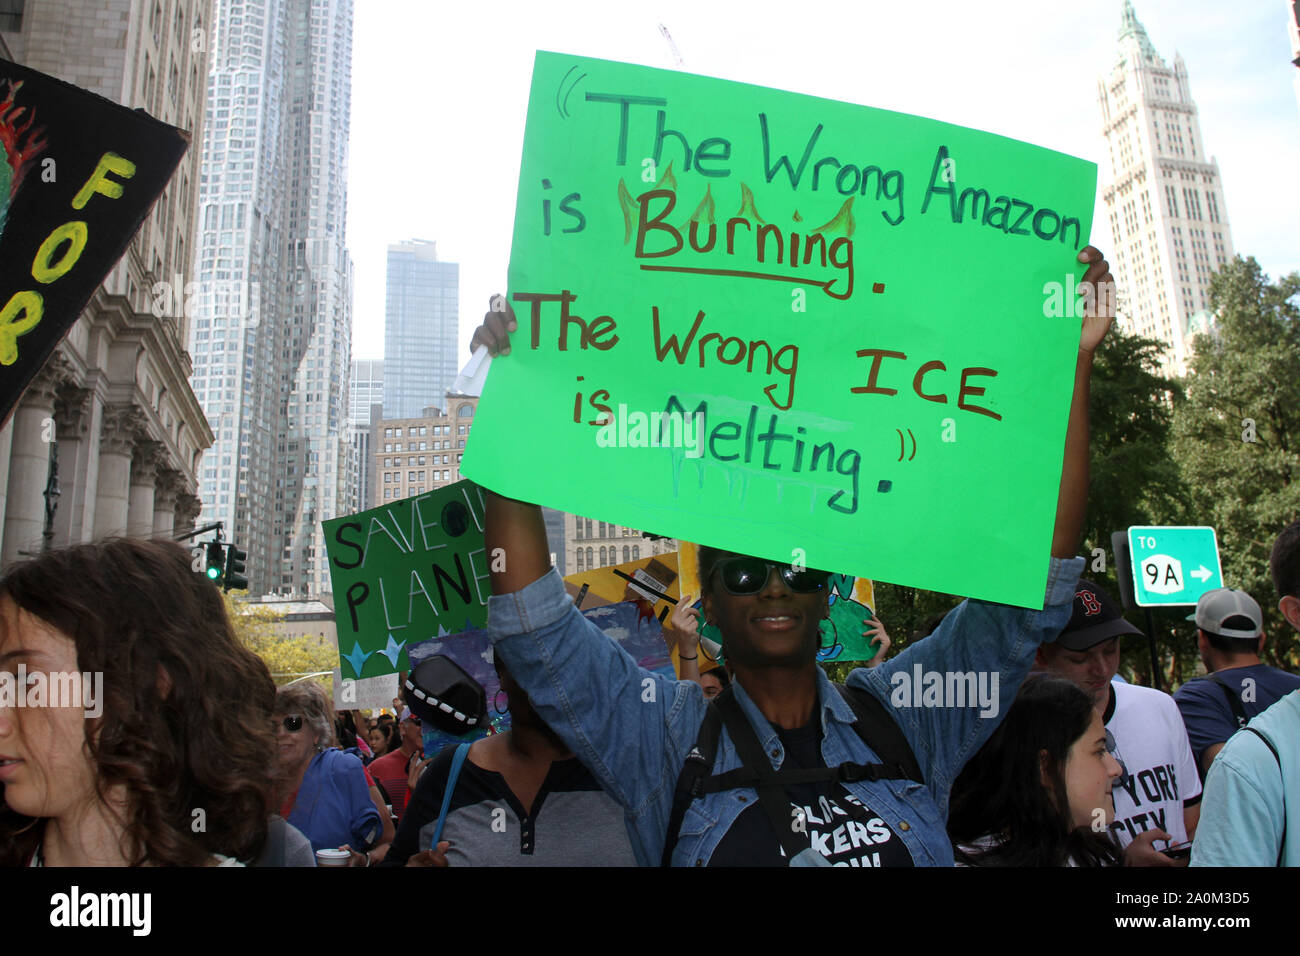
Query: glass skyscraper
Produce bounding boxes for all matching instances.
[189,0,355,596]
[384,241,459,420]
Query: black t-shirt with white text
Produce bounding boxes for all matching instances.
[707,722,915,867]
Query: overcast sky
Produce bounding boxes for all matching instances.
[345,0,1300,361]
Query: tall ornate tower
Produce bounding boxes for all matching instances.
[1098,0,1235,372]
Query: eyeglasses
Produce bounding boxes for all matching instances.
[280,715,305,733]
[710,557,830,596]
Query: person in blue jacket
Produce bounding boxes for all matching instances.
[470,247,1114,866]
[273,681,382,856]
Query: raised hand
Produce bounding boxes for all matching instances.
[1076,246,1115,354]
[469,295,518,356]
[863,615,891,667]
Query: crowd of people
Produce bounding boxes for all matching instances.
[2,246,1298,867]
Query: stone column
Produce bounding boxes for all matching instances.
[93,405,144,539]
[174,492,202,538]
[1,366,62,567]
[127,441,162,538]
[52,386,93,547]
[153,469,183,535]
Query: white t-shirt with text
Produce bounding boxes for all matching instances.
[1105,681,1202,848]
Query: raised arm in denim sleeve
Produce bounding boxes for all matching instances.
[488,568,708,865]
[846,555,1084,815]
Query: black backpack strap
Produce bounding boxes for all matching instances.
[711,687,820,865]
[1244,727,1286,868]
[661,693,724,867]
[659,681,923,866]
[1209,674,1250,730]
[834,682,924,784]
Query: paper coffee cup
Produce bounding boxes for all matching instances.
[316,848,350,867]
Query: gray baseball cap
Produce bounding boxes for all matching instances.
[1187,588,1263,639]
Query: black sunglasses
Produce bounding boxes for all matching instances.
[711,557,830,596]
[280,715,305,733]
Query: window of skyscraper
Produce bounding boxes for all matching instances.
[0,0,24,30]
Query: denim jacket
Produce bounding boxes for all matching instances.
[488,556,1084,866]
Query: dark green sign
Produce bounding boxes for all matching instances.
[323,480,492,679]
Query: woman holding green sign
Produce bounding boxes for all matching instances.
[470,246,1113,865]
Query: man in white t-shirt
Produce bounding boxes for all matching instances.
[1036,580,1201,866]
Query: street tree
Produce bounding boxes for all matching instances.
[1171,256,1300,673]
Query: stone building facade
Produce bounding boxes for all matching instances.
[0,0,215,565]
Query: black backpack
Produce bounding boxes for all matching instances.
[660,682,924,866]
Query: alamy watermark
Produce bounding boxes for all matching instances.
[889,664,1000,718]
[0,666,103,718]
[1041,272,1115,319]
[594,404,705,458]
[150,275,259,324]
[50,886,151,936]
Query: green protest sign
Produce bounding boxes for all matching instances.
[322,480,492,679]
[462,51,1097,609]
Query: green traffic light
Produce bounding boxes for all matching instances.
[205,541,226,584]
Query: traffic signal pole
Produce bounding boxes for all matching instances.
[1143,607,1161,693]
[1111,530,1163,692]
[173,521,224,542]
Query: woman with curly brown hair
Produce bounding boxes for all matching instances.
[0,538,279,866]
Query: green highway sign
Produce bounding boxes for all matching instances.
[1127,525,1223,607]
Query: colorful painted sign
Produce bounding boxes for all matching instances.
[564,550,679,617]
[0,59,188,427]
[406,599,675,756]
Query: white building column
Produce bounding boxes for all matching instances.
[51,386,94,548]
[127,442,161,538]
[1,369,61,568]
[94,405,141,539]
[174,492,201,538]
[153,469,182,536]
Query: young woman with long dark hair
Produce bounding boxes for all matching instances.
[949,673,1124,866]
